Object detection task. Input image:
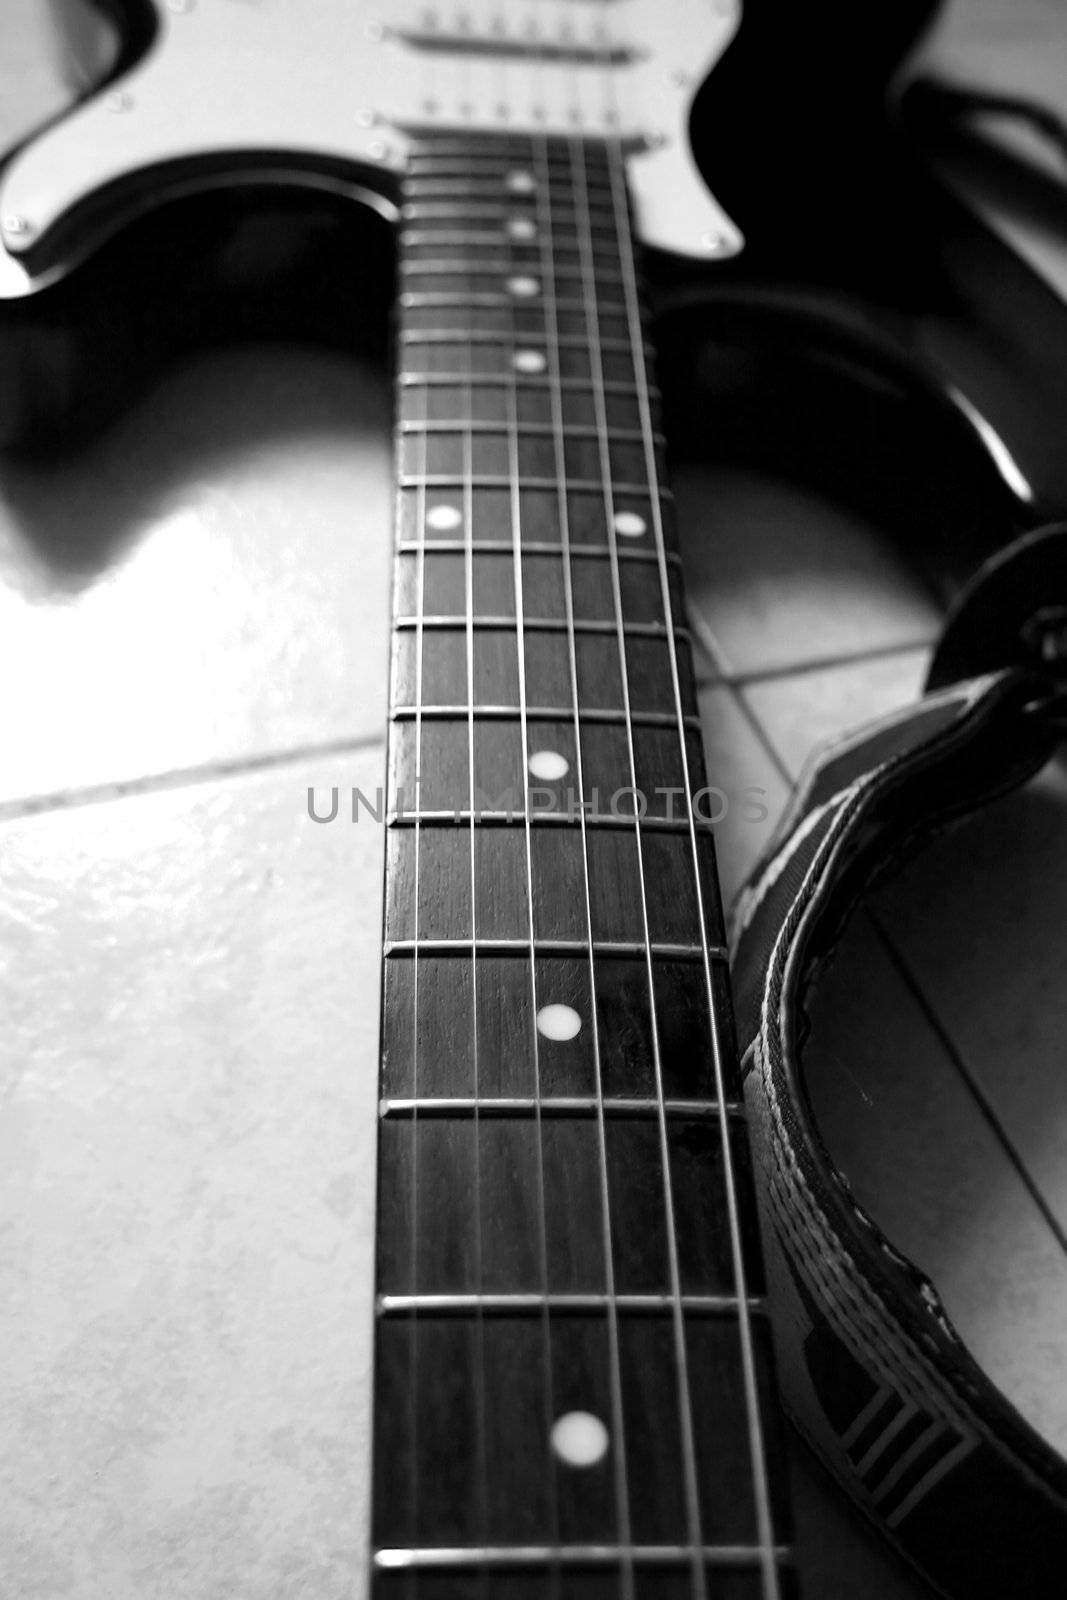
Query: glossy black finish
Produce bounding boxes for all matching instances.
[0,2,1063,555]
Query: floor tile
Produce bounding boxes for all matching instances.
[0,348,393,804]
[872,752,1067,1242]
[803,910,1067,1458]
[741,647,930,783]
[674,465,940,677]
[0,746,387,1600]
[696,684,792,907]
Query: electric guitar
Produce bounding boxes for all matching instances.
[2,4,1065,1598]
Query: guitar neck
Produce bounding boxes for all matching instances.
[371,132,795,1600]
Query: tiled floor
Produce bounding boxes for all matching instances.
[1,751,384,1600]
[2,6,1065,1600]
[0,370,954,1600]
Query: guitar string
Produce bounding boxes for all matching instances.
[567,38,707,1600]
[404,69,430,1588]
[529,13,637,1594]
[597,51,783,1600]
[396,43,445,1594]
[493,14,566,1596]
[455,27,495,1567]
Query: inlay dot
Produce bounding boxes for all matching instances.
[507,275,540,298]
[528,749,569,782]
[506,170,536,194]
[425,503,463,533]
[537,1003,582,1042]
[513,349,547,374]
[613,509,647,538]
[507,216,537,242]
[551,1411,609,1468]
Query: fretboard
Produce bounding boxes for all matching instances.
[371,134,796,1600]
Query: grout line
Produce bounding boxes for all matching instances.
[729,637,933,689]
[869,910,1067,1259]
[0,732,387,824]
[683,604,733,682]
[691,635,933,693]
[697,678,795,790]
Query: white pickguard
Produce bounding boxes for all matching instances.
[0,0,743,285]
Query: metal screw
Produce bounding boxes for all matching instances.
[3,214,33,238]
[701,231,728,254]
[369,139,390,160]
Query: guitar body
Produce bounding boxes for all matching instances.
[3,0,1065,539]
[2,3,1065,1598]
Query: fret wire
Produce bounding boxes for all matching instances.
[399,476,668,494]
[390,706,705,730]
[376,1544,792,1570]
[400,231,590,249]
[406,153,614,173]
[399,421,653,442]
[400,258,627,285]
[568,134,705,1600]
[601,128,782,1599]
[397,540,679,564]
[401,292,618,312]
[378,1293,763,1316]
[500,131,565,1570]
[385,938,728,962]
[387,815,714,838]
[533,131,636,1600]
[380,1098,746,1121]
[399,329,654,351]
[394,619,685,641]
[397,374,660,398]
[401,200,620,222]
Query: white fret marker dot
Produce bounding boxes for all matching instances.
[506,171,536,194]
[528,749,569,782]
[551,1411,609,1468]
[507,216,537,241]
[426,504,463,533]
[537,1003,582,1042]
[613,510,647,538]
[513,349,546,374]
[507,275,540,298]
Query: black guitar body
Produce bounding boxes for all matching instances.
[5,0,1066,560]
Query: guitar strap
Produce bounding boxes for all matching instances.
[729,527,1067,1598]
